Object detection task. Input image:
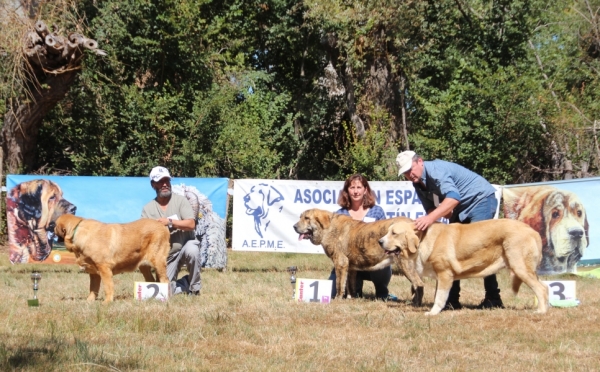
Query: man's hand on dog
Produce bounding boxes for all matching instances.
[156,217,195,231]
[414,215,436,231]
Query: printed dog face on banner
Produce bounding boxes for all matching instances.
[243,183,284,238]
[6,179,77,263]
[503,185,589,274]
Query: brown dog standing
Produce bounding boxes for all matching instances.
[54,214,170,302]
[379,220,549,315]
[293,208,424,303]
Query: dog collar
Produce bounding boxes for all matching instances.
[72,220,83,240]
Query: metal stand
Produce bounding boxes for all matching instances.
[28,272,41,307]
[287,266,297,299]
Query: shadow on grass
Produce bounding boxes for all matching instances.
[0,336,146,371]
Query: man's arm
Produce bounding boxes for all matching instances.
[414,198,459,231]
[153,216,195,231]
[170,218,195,231]
[169,195,196,231]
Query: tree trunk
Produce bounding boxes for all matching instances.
[363,56,401,142]
[400,71,409,150]
[2,71,78,173]
[0,20,103,174]
[344,64,365,138]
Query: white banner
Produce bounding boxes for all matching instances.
[232,179,501,253]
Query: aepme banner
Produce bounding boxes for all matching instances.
[232,179,501,254]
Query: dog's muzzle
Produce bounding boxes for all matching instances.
[384,248,400,256]
[379,239,400,256]
[294,224,313,241]
[297,232,312,241]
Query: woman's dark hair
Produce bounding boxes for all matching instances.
[337,173,377,209]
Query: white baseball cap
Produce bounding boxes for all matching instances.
[396,151,416,176]
[149,166,171,182]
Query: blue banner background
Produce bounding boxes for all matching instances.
[6,175,229,223]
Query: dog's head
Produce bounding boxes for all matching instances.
[509,186,589,273]
[7,179,77,263]
[293,208,334,246]
[54,214,84,244]
[243,183,284,238]
[541,190,589,272]
[378,222,420,260]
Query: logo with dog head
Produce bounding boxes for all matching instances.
[243,183,284,238]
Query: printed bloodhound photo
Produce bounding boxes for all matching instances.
[7,179,77,263]
[503,185,589,274]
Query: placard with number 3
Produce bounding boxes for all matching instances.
[294,278,332,303]
[542,280,576,301]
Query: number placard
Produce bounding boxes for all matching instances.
[134,282,169,301]
[542,281,576,301]
[294,278,332,304]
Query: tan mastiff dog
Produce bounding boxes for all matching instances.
[293,208,425,303]
[55,214,170,302]
[379,219,549,315]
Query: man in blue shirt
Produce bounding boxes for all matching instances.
[396,151,504,310]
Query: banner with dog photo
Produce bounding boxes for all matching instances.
[6,175,229,268]
[232,179,501,254]
[503,177,600,274]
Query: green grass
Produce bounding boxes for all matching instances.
[1,248,599,371]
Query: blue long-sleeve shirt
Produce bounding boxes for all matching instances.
[414,160,496,222]
[335,204,386,221]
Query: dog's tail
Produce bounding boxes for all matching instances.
[510,271,522,296]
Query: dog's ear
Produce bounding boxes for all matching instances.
[315,211,331,230]
[518,188,550,248]
[266,186,284,206]
[407,231,419,255]
[584,214,590,247]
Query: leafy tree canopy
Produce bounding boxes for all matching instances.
[1,0,598,184]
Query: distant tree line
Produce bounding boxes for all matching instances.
[1,0,599,184]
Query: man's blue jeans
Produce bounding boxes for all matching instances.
[448,194,501,303]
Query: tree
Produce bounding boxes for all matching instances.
[0,1,104,173]
[529,0,600,179]
[5,0,598,185]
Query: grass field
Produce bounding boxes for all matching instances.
[1,247,599,371]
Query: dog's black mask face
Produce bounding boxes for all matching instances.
[18,187,43,224]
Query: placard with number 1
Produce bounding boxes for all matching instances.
[294,278,332,303]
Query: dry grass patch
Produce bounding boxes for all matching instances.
[1,246,599,371]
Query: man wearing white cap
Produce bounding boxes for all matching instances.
[142,166,201,295]
[396,151,503,310]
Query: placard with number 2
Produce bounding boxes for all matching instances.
[134,282,169,301]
